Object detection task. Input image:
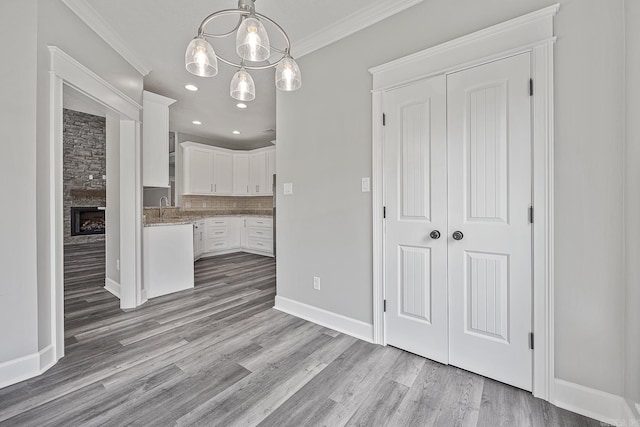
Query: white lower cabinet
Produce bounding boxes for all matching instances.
[193,220,205,260]
[194,216,273,259]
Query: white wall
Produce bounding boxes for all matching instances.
[106,114,121,285]
[624,0,640,408]
[35,0,143,351]
[276,0,627,397]
[0,0,40,365]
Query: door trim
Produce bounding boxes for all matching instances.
[370,4,558,402]
[48,46,143,366]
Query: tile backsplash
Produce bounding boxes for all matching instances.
[182,195,273,212]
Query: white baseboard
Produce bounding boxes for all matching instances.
[554,379,639,426]
[0,351,40,390]
[0,344,58,390]
[105,277,121,298]
[38,344,56,372]
[274,295,373,343]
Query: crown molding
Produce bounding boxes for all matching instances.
[292,0,425,58]
[61,0,152,76]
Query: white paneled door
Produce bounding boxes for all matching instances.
[447,53,532,390]
[384,53,532,390]
[384,75,449,364]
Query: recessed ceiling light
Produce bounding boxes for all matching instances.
[192,120,202,125]
[236,103,247,109]
[232,130,241,135]
[185,84,198,91]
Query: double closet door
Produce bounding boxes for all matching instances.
[383,53,533,391]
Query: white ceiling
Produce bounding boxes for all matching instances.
[81,0,420,150]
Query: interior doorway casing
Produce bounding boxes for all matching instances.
[370,5,558,402]
[48,46,143,363]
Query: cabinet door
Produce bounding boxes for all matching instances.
[229,218,242,248]
[250,152,266,195]
[186,148,214,194]
[213,152,233,195]
[265,149,275,195]
[233,154,250,195]
[142,91,175,187]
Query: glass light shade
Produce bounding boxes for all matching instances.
[185,37,218,77]
[230,68,256,101]
[236,16,270,62]
[275,57,302,91]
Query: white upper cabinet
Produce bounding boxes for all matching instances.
[184,145,214,194]
[181,142,275,197]
[213,152,233,195]
[233,153,250,195]
[142,91,176,187]
[250,152,267,195]
[266,148,275,195]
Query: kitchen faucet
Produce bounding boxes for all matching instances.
[159,196,169,220]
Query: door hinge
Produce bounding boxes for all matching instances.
[383,299,387,312]
[383,113,386,126]
[528,206,534,224]
[529,78,534,96]
[529,332,534,350]
[383,206,386,219]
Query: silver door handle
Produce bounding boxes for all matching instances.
[430,230,441,239]
[452,231,464,240]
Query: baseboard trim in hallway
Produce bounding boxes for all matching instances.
[104,278,121,298]
[554,378,639,426]
[0,344,55,390]
[274,295,374,343]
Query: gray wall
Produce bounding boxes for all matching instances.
[276,0,627,397]
[35,0,144,352]
[0,0,39,364]
[63,109,106,244]
[625,0,640,408]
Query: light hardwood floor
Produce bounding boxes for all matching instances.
[0,242,602,426]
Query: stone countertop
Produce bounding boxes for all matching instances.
[143,213,273,227]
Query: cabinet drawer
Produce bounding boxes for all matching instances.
[247,237,273,252]
[206,228,228,239]
[206,238,229,252]
[247,227,271,239]
[246,218,272,228]
[206,218,230,227]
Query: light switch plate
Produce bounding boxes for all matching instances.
[361,177,371,192]
[284,183,293,195]
[313,276,321,290]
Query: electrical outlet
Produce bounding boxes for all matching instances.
[88,174,93,180]
[116,259,120,271]
[361,177,370,192]
[202,201,206,208]
[313,276,321,290]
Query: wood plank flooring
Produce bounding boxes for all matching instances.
[0,242,603,426]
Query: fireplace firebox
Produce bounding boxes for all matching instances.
[71,207,106,236]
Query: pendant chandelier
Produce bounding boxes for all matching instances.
[185,0,302,102]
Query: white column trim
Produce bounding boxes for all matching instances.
[370,4,558,402]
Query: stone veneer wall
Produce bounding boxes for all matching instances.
[63,109,106,244]
[181,195,273,213]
